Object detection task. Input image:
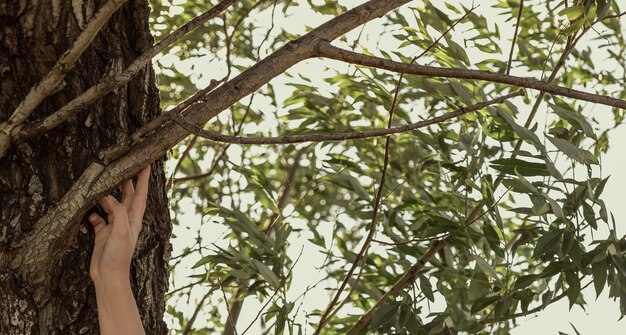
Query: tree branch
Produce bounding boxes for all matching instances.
[316,42,626,110]
[0,0,129,158]
[12,0,235,146]
[100,77,226,164]
[0,0,413,300]
[167,91,524,145]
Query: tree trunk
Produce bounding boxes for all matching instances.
[0,1,171,334]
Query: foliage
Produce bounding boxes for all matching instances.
[151,0,626,334]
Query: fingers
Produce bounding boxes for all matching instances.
[129,165,150,234]
[97,195,117,215]
[131,165,150,213]
[98,195,117,215]
[93,165,151,238]
[135,165,151,199]
[97,195,131,237]
[121,179,135,207]
[88,213,106,234]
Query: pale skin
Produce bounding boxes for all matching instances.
[88,165,150,335]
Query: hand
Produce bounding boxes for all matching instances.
[88,165,151,284]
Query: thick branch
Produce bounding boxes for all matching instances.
[0,0,412,297]
[316,42,626,110]
[346,240,445,335]
[14,0,235,144]
[168,91,523,145]
[0,0,128,158]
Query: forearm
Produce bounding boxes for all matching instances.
[94,277,145,335]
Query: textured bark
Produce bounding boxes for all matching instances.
[0,1,171,334]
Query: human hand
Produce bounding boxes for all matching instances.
[88,165,151,284]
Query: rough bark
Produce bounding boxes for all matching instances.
[0,1,171,334]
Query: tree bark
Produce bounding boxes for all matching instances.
[0,1,171,334]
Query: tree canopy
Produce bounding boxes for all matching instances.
[150,0,626,334]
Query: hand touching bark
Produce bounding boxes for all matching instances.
[88,165,150,335]
[88,165,150,283]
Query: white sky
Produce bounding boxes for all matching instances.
[160,0,626,333]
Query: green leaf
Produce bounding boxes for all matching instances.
[514,274,538,290]
[229,269,252,280]
[545,159,564,180]
[220,206,270,249]
[592,259,608,297]
[371,301,401,329]
[558,5,584,20]
[582,202,598,230]
[496,108,545,152]
[550,103,596,139]
[192,255,213,269]
[598,199,608,222]
[570,322,582,335]
[483,222,505,258]
[474,255,499,280]
[533,229,564,259]
[419,275,435,302]
[547,136,599,165]
[543,194,565,220]
[471,293,500,314]
[565,270,581,308]
[563,19,585,35]
[490,158,550,176]
[597,0,611,20]
[611,255,626,278]
[594,176,610,200]
[251,259,280,290]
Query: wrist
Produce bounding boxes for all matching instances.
[93,273,132,292]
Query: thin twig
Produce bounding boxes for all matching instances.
[217,277,239,335]
[506,0,524,75]
[168,91,524,145]
[263,146,311,233]
[165,278,206,298]
[182,289,213,335]
[601,10,626,21]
